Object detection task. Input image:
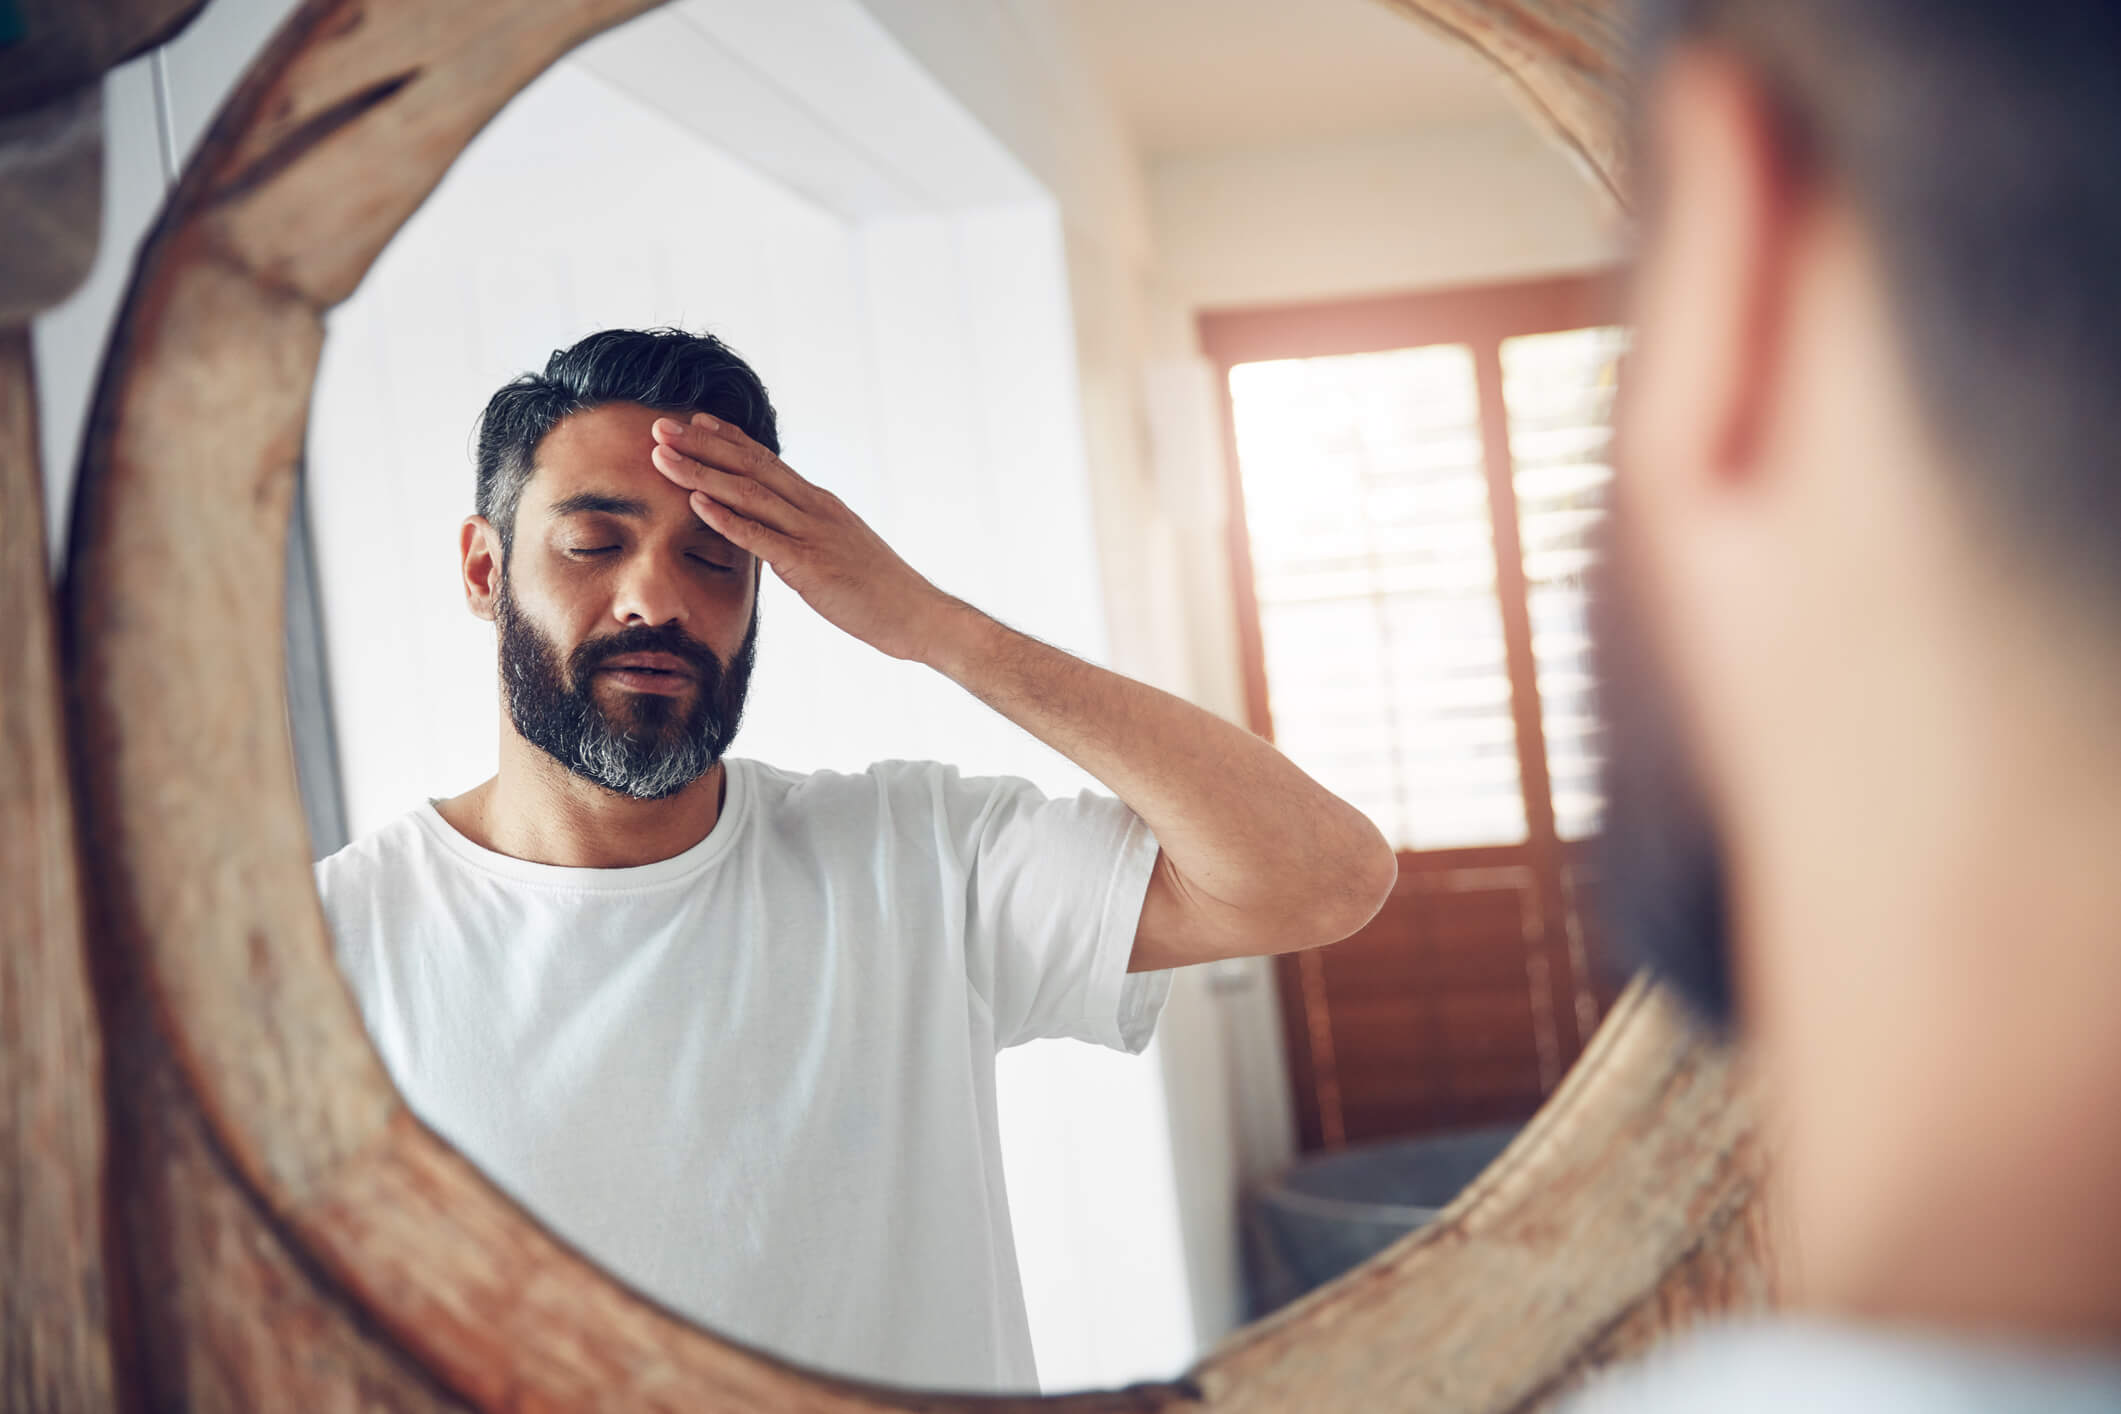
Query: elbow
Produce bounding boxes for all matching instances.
[1341,819,1400,937]
[1361,823,1400,915]
[1286,815,1397,952]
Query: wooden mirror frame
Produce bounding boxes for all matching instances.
[48,0,1774,1407]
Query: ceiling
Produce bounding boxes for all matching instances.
[1056,0,1520,159]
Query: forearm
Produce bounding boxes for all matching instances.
[918,597,1396,957]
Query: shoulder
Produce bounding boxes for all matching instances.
[312,808,441,915]
[732,758,1056,862]
[735,757,1030,821]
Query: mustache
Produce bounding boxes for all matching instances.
[567,624,722,684]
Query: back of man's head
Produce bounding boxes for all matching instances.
[1598,0,2121,1353]
[473,327,779,556]
[1635,1,2121,616]
[1605,0,2121,1027]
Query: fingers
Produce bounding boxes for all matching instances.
[653,448,805,535]
[651,414,815,506]
[689,491,798,566]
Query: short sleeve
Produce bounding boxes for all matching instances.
[918,765,1169,1053]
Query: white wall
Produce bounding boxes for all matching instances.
[1153,120,1622,312]
[854,0,1156,268]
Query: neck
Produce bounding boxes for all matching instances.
[1742,584,2121,1346]
[435,723,724,869]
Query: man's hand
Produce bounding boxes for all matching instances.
[649,414,955,662]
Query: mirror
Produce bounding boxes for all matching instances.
[61,0,1771,1407]
[284,0,1634,1395]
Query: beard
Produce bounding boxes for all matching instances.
[494,579,757,802]
[1586,495,1736,1031]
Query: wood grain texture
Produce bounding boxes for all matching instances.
[99,962,474,1414]
[180,0,671,307]
[1189,985,1767,1413]
[1369,0,1633,204]
[55,0,1776,1408]
[1,331,115,1411]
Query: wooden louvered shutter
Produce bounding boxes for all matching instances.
[1203,273,1628,1149]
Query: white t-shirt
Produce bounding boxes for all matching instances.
[316,756,1169,1392]
[1564,1320,2121,1412]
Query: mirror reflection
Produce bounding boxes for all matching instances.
[291,0,1623,1393]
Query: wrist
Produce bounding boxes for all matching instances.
[909,594,992,676]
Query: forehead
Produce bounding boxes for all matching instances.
[523,401,684,508]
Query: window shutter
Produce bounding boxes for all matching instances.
[1229,346,1527,852]
[1501,326,1627,841]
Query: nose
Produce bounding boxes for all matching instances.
[609,551,689,630]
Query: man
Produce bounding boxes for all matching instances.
[316,327,1396,1392]
[1571,2,2121,1407]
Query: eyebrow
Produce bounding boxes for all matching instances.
[547,492,650,519]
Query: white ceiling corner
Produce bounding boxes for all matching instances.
[1053,0,1519,159]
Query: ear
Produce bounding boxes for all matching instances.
[461,515,503,622]
[1624,45,1809,503]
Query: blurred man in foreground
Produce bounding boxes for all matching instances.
[1575,2,2121,1407]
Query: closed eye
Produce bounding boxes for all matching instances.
[688,553,739,574]
[566,546,620,559]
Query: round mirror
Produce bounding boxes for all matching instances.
[64,0,1772,1408]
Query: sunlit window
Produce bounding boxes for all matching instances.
[1230,347,1527,851]
[1229,324,1627,854]
[1502,326,1627,841]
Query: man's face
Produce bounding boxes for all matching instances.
[482,402,761,800]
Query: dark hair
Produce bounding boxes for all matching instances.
[473,327,780,553]
[1634,1,2121,616]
